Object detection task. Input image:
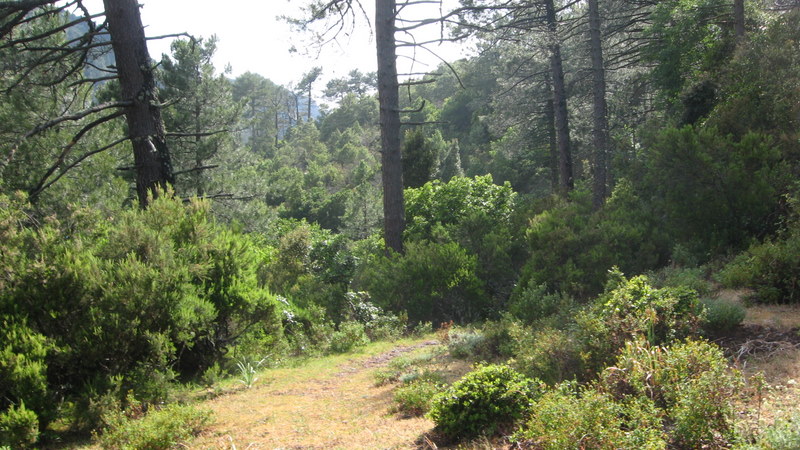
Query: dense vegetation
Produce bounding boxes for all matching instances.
[2,0,800,447]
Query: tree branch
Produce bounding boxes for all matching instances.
[22,101,132,140]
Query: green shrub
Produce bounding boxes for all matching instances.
[328,321,369,353]
[515,182,666,299]
[403,175,524,304]
[446,328,485,359]
[515,386,666,449]
[596,271,705,349]
[411,321,433,336]
[601,338,741,448]
[572,271,706,375]
[475,315,522,358]
[70,375,124,432]
[200,362,226,388]
[507,283,574,325]
[701,297,745,335]
[404,175,516,243]
[96,403,212,449]
[428,364,541,439]
[0,320,52,429]
[342,291,405,341]
[398,368,445,385]
[0,403,39,448]
[635,127,785,258]
[373,370,399,386]
[651,265,712,297]
[355,240,487,324]
[717,220,800,304]
[0,193,288,426]
[511,326,584,385]
[393,379,444,416]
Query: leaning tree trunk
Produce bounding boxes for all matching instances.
[588,0,609,209]
[376,0,405,254]
[544,0,573,195]
[103,0,174,207]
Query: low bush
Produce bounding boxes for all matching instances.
[446,328,485,359]
[573,271,706,375]
[701,297,746,336]
[475,315,522,358]
[601,338,742,448]
[0,403,39,448]
[393,378,444,416]
[328,321,369,354]
[511,326,584,385]
[411,321,433,336]
[342,291,405,341]
[428,364,541,439]
[514,386,666,449]
[355,240,488,325]
[651,265,712,297]
[595,271,705,349]
[507,283,574,325]
[515,183,667,300]
[96,403,213,449]
[717,219,800,304]
[0,320,52,432]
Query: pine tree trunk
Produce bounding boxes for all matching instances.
[545,0,573,195]
[545,74,559,193]
[102,0,174,207]
[588,0,609,209]
[376,0,405,254]
[734,0,745,40]
[307,84,313,121]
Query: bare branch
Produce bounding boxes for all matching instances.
[28,110,125,199]
[22,101,132,140]
[400,120,448,126]
[166,130,230,139]
[173,165,219,177]
[145,32,192,41]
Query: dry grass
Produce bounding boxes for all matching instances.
[191,337,472,449]
[745,305,800,331]
[736,347,800,437]
[715,292,800,434]
[714,288,800,331]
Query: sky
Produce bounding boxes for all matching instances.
[79,0,470,97]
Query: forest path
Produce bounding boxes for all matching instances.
[193,339,442,449]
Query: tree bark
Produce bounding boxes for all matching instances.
[588,0,609,209]
[103,0,174,207]
[544,0,573,195]
[544,73,559,193]
[376,0,405,254]
[307,83,313,121]
[733,0,745,40]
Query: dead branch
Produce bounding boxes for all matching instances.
[21,100,132,140]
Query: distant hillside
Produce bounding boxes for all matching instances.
[66,14,115,82]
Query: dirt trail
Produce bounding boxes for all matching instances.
[194,341,440,449]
